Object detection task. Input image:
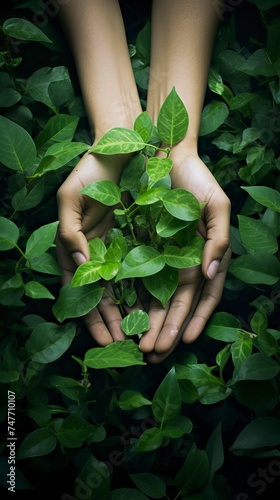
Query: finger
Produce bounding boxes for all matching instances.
[84,295,126,345]
[139,298,170,353]
[201,189,231,280]
[182,247,231,344]
[153,267,202,354]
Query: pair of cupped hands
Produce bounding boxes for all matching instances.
[56,143,231,364]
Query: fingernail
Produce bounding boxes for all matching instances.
[72,252,87,266]
[207,259,220,280]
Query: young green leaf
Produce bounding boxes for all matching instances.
[163,237,204,269]
[142,266,178,307]
[241,185,280,213]
[238,215,278,254]
[16,428,57,460]
[34,114,79,153]
[121,310,150,336]
[229,253,280,284]
[163,188,201,221]
[130,473,166,499]
[175,443,209,495]
[3,18,52,43]
[0,115,36,172]
[24,281,55,300]
[0,216,19,250]
[84,340,146,369]
[199,101,229,136]
[136,427,164,452]
[118,390,152,411]
[205,312,241,342]
[157,87,189,146]
[80,180,122,206]
[91,127,145,154]
[116,246,165,280]
[152,367,181,424]
[71,261,103,287]
[52,282,103,322]
[146,157,173,187]
[25,322,76,363]
[35,142,90,174]
[134,111,154,142]
[25,221,59,259]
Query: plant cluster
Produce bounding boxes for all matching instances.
[0,0,280,498]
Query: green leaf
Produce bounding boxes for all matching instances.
[161,414,193,438]
[230,92,256,110]
[238,215,278,254]
[229,253,280,285]
[25,322,76,363]
[121,310,150,336]
[152,367,181,424]
[75,455,110,500]
[142,266,178,307]
[205,312,241,342]
[36,142,90,174]
[25,221,59,258]
[26,66,73,109]
[156,213,191,237]
[3,18,52,43]
[25,281,55,300]
[34,114,79,153]
[136,427,164,452]
[57,414,94,448]
[163,237,204,269]
[0,216,19,250]
[91,127,145,154]
[241,186,280,213]
[134,111,154,142]
[199,101,229,136]
[71,261,103,287]
[231,353,280,383]
[12,179,45,211]
[205,422,224,484]
[48,375,86,402]
[157,87,189,146]
[16,428,57,460]
[118,390,152,411]
[163,189,201,221]
[175,443,209,495]
[116,246,165,280]
[130,473,166,499]
[230,417,280,451]
[80,180,121,206]
[232,380,279,411]
[146,157,173,187]
[52,282,103,322]
[230,337,253,370]
[238,49,277,77]
[0,87,21,108]
[0,115,36,171]
[27,252,62,276]
[84,340,146,369]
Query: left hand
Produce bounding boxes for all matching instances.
[138,151,232,363]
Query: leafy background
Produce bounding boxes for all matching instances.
[0,0,280,498]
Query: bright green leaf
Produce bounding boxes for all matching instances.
[121,310,150,336]
[91,127,145,154]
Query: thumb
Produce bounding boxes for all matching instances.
[201,194,231,280]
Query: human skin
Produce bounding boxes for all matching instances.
[55,0,231,363]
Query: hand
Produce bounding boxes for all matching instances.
[56,151,137,346]
[139,151,232,363]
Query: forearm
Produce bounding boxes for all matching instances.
[58,0,142,142]
[147,0,221,154]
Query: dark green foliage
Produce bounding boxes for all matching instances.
[0,0,280,498]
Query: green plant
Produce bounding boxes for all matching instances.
[0,0,280,498]
[52,87,205,346]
